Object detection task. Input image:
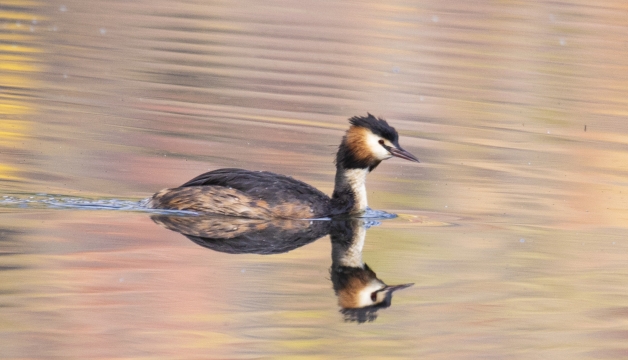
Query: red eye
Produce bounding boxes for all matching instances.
[378,140,385,145]
[370,292,377,301]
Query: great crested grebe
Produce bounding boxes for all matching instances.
[148,114,419,219]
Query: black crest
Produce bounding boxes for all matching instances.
[349,113,399,144]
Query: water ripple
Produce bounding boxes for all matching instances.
[0,194,194,215]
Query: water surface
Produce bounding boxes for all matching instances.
[1,0,628,358]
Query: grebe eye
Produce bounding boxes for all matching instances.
[370,292,377,301]
[378,139,385,146]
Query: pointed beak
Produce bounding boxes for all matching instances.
[390,147,420,163]
[383,283,414,293]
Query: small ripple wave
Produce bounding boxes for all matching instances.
[0,194,196,215]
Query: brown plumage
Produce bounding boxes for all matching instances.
[148,168,331,219]
[150,185,317,219]
[343,126,379,168]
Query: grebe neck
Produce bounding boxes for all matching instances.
[331,220,366,268]
[330,165,370,216]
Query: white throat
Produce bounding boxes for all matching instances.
[340,168,369,212]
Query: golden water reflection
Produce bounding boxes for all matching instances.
[0,1,41,184]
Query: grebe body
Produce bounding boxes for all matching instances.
[148,114,419,219]
[150,168,331,219]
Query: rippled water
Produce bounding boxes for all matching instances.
[2,0,628,358]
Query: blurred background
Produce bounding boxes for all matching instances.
[1,0,628,358]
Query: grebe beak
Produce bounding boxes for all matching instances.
[390,147,420,163]
[374,283,414,306]
[383,283,414,293]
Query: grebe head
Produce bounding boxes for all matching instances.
[333,263,414,309]
[337,114,419,171]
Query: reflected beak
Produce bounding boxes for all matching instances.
[390,147,420,163]
[383,283,414,293]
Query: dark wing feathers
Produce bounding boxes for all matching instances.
[180,168,331,213]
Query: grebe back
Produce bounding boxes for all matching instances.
[148,114,419,219]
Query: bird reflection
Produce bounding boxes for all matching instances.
[152,214,330,255]
[151,214,412,322]
[329,220,413,323]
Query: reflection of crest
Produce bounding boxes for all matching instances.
[151,214,412,322]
